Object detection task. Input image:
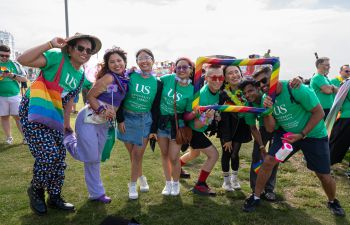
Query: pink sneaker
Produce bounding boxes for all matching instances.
[92,194,112,204]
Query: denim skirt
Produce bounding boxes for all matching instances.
[117,110,152,146]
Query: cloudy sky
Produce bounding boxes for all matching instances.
[2,0,350,79]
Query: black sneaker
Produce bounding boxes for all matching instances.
[47,194,75,211]
[242,194,260,212]
[328,199,345,217]
[192,182,216,196]
[261,191,276,202]
[180,168,191,179]
[344,170,350,179]
[27,186,47,216]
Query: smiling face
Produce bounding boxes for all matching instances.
[68,39,92,66]
[255,72,270,94]
[0,51,10,63]
[136,51,154,73]
[206,67,224,92]
[108,53,126,74]
[243,83,260,103]
[175,59,192,80]
[224,66,242,86]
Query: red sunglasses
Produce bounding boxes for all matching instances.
[208,75,225,82]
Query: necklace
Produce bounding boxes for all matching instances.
[223,84,244,106]
[175,76,191,85]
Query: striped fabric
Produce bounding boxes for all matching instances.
[28,57,65,132]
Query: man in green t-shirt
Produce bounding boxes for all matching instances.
[330,64,350,88]
[0,44,27,144]
[310,57,337,118]
[243,80,345,217]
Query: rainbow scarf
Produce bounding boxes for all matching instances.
[28,57,65,132]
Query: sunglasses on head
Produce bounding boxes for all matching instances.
[0,54,10,58]
[74,45,92,55]
[176,65,192,71]
[257,77,268,85]
[209,75,225,82]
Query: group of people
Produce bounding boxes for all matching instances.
[1,32,348,218]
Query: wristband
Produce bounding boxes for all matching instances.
[95,105,106,114]
[48,41,54,49]
[300,131,307,139]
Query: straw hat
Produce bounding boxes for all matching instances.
[63,32,102,55]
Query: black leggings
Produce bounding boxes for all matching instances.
[221,141,242,172]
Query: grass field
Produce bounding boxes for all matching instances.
[1,102,350,225]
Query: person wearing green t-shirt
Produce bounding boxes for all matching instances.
[310,57,338,118]
[0,44,28,145]
[243,80,345,217]
[116,48,162,200]
[180,64,224,196]
[17,33,102,215]
[330,64,350,88]
[329,78,350,178]
[154,57,194,196]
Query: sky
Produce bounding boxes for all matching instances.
[2,0,350,79]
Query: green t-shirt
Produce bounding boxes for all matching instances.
[26,50,84,98]
[159,74,193,115]
[310,73,334,109]
[244,100,264,127]
[330,76,343,88]
[340,90,350,118]
[0,61,20,97]
[189,84,219,132]
[123,72,158,113]
[272,81,327,138]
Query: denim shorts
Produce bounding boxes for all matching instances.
[157,127,174,140]
[117,110,152,146]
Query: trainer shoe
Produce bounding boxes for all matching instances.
[180,168,191,179]
[128,183,138,200]
[138,175,149,192]
[231,173,241,190]
[261,191,276,201]
[242,194,260,212]
[328,199,345,217]
[192,182,216,196]
[171,181,180,196]
[6,136,13,144]
[222,181,234,192]
[344,170,350,179]
[161,182,172,196]
[90,194,112,204]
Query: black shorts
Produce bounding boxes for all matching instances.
[330,118,350,165]
[232,117,252,143]
[21,82,28,88]
[268,130,330,174]
[190,130,213,149]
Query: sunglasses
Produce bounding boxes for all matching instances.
[344,70,350,73]
[257,77,268,85]
[176,65,192,71]
[137,56,153,62]
[74,45,92,55]
[208,75,225,82]
[0,54,10,58]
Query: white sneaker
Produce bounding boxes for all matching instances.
[138,175,149,192]
[222,181,234,192]
[128,183,138,200]
[170,182,180,196]
[162,182,172,196]
[231,173,241,190]
[6,137,13,145]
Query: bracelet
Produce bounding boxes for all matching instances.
[48,41,53,49]
[259,145,265,150]
[95,105,106,114]
[300,131,307,139]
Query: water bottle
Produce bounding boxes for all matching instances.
[275,132,294,162]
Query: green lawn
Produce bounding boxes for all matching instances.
[1,106,350,224]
